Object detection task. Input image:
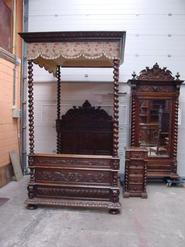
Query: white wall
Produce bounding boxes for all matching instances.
[28,0,185,175]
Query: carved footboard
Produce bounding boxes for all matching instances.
[26,153,121,213]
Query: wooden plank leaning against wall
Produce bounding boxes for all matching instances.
[0,0,23,187]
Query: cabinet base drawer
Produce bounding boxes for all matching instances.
[123,191,147,198]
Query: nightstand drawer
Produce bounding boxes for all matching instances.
[128,168,144,175]
[129,174,143,183]
[128,184,144,191]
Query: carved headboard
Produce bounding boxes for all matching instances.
[56,100,113,155]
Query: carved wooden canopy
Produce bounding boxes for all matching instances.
[19,31,126,73]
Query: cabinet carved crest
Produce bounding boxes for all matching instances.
[134,63,178,81]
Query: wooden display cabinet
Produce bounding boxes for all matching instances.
[128,63,183,179]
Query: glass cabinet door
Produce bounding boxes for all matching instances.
[138,99,171,157]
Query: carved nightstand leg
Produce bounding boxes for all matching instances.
[141,192,148,199]
[123,192,130,198]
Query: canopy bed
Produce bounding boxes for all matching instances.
[19,31,126,214]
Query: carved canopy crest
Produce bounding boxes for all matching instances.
[133,63,179,81]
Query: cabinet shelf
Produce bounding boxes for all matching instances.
[139,123,159,126]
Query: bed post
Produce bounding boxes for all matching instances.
[113,58,120,157]
[28,60,35,155]
[56,65,61,153]
[27,59,37,209]
[109,58,120,214]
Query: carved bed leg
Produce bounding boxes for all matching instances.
[27,184,37,208]
[109,188,120,214]
[109,209,120,215]
[26,204,38,210]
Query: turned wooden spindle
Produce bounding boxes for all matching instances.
[56,65,62,153]
[171,84,181,173]
[130,95,136,146]
[124,162,129,192]
[144,163,147,193]
[173,99,179,158]
[28,60,35,154]
[113,59,120,157]
[57,65,61,120]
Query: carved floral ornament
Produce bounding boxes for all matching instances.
[27,41,121,73]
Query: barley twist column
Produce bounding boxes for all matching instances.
[131,95,136,146]
[113,59,120,157]
[56,65,62,153]
[173,98,179,159]
[172,97,179,174]
[28,60,35,154]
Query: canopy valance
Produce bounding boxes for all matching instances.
[19,31,126,73]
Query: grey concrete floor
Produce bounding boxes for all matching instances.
[0,177,185,247]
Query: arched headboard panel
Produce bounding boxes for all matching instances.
[56,100,113,155]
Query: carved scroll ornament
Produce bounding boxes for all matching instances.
[36,169,110,184]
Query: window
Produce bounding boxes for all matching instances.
[0,0,12,52]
